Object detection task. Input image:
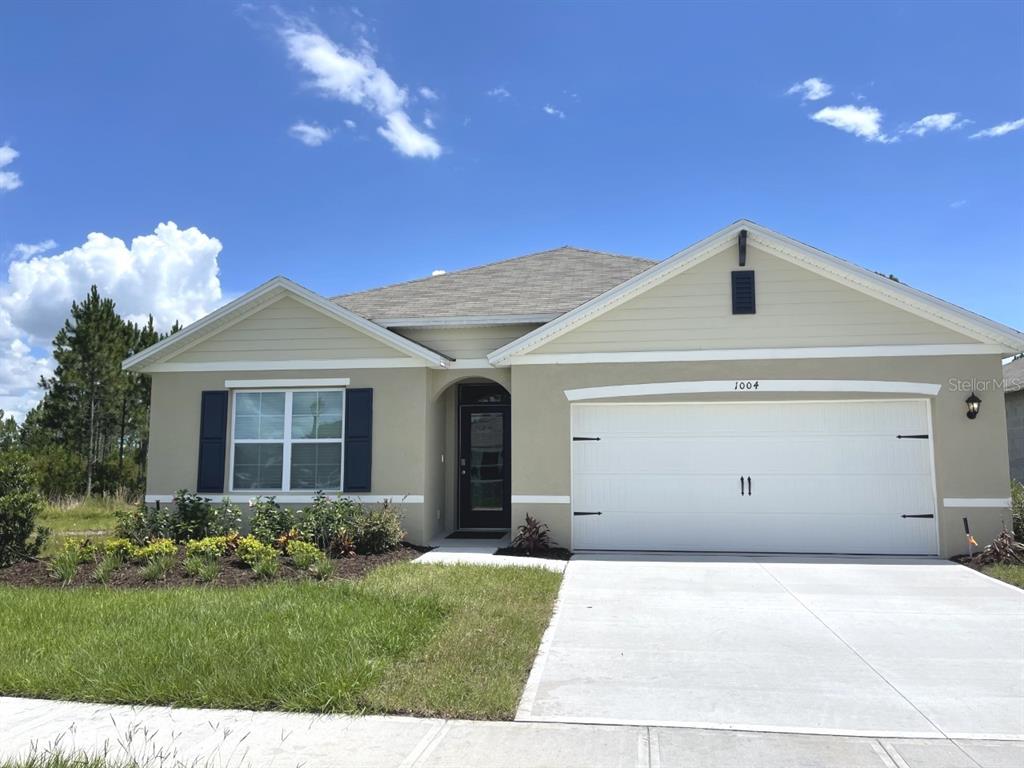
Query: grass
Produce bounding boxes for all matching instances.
[38,497,132,554]
[981,563,1024,589]
[0,562,561,719]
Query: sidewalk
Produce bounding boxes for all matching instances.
[1,697,1020,768]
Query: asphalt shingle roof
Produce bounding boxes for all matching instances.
[1005,357,1024,393]
[332,246,657,323]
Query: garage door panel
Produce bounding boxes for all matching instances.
[571,400,937,555]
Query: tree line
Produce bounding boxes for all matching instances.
[0,286,174,499]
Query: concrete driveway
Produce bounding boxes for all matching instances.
[516,555,1024,740]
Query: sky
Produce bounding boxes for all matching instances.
[1,0,1022,420]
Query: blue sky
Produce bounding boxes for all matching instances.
[0,1,1022,418]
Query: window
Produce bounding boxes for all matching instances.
[230,389,344,492]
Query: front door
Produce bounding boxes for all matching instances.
[458,385,511,529]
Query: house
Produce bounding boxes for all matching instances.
[1005,357,1024,484]
[123,221,1024,558]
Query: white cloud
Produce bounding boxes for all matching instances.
[343,119,357,129]
[418,86,438,100]
[486,87,510,99]
[969,117,1024,139]
[288,121,333,146]
[0,144,22,192]
[423,112,435,129]
[810,105,897,143]
[0,222,225,420]
[950,199,967,209]
[8,240,57,260]
[904,112,970,137]
[543,105,565,119]
[786,77,833,101]
[280,21,441,159]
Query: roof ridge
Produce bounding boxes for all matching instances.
[330,246,653,301]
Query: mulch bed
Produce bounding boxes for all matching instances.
[494,547,572,561]
[0,543,429,590]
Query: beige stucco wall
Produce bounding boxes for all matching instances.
[509,355,1012,557]
[174,296,408,363]
[146,367,433,543]
[536,245,974,353]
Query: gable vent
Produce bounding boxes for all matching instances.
[731,271,756,314]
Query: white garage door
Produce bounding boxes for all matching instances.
[571,400,938,555]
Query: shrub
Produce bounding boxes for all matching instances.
[251,553,280,580]
[298,492,360,555]
[92,552,123,584]
[184,536,231,559]
[211,498,242,536]
[103,538,137,560]
[114,502,171,544]
[0,451,50,566]
[288,539,324,569]
[49,548,79,586]
[349,500,404,555]
[140,553,175,582]
[60,538,96,565]
[169,490,217,542]
[250,497,293,545]
[512,515,553,555]
[1011,479,1024,541]
[133,538,176,562]
[236,535,277,567]
[183,553,220,582]
[309,557,334,581]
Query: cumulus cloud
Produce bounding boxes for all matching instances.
[343,119,357,129]
[418,86,438,100]
[8,240,57,260]
[280,21,441,158]
[486,87,510,99]
[423,112,435,129]
[969,117,1024,139]
[904,112,970,137]
[0,144,22,192]
[0,222,225,420]
[288,121,333,146]
[786,77,832,101]
[810,105,897,143]
[542,105,565,119]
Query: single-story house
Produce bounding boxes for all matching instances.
[124,221,1024,558]
[1005,357,1024,484]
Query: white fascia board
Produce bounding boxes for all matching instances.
[144,358,425,373]
[224,377,350,389]
[123,276,452,372]
[379,314,557,328]
[509,344,1006,366]
[564,379,943,402]
[488,219,1024,365]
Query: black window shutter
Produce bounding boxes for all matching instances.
[196,391,228,493]
[344,388,373,492]
[731,270,756,314]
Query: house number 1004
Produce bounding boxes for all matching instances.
[734,380,760,390]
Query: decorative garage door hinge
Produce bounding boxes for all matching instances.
[901,514,935,518]
[574,511,603,516]
[896,434,930,439]
[572,436,601,441]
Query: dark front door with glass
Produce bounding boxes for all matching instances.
[458,385,511,530]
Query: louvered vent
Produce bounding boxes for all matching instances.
[731,271,756,314]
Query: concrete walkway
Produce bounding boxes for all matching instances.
[1,696,1021,767]
[414,535,567,572]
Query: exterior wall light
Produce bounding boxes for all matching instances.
[966,392,981,420]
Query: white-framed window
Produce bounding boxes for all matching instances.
[229,389,345,492]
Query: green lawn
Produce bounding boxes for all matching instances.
[37,497,130,554]
[981,563,1024,589]
[0,562,561,720]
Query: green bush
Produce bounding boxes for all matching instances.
[0,452,50,566]
[169,490,216,542]
[133,538,176,562]
[250,496,293,544]
[298,491,360,555]
[140,553,175,582]
[91,552,123,584]
[1012,479,1024,541]
[59,538,96,565]
[184,535,231,559]
[349,500,405,555]
[236,535,277,567]
[183,553,219,582]
[48,547,79,586]
[309,557,334,580]
[251,554,279,580]
[114,502,170,544]
[288,539,324,569]
[103,538,137,560]
[211,497,242,536]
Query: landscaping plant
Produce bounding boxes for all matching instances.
[0,451,50,566]
[182,553,219,582]
[349,501,404,554]
[114,502,170,545]
[133,538,175,562]
[48,546,80,586]
[91,552,123,585]
[298,491,359,555]
[1012,479,1024,541]
[966,527,1024,567]
[249,497,293,545]
[168,491,216,541]
[288,540,324,569]
[512,514,553,555]
[140,553,175,582]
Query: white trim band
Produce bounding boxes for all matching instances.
[943,498,1011,508]
[512,344,1004,367]
[512,495,572,504]
[145,494,424,504]
[380,313,557,328]
[145,358,425,373]
[565,379,942,402]
[224,377,350,389]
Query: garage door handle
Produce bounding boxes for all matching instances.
[747,476,752,496]
[740,476,745,496]
[901,513,934,518]
[574,511,602,516]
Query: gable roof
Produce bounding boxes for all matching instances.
[1005,357,1024,394]
[122,276,451,372]
[332,246,655,325]
[488,220,1024,365]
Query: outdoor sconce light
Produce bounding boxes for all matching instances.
[966,392,981,420]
